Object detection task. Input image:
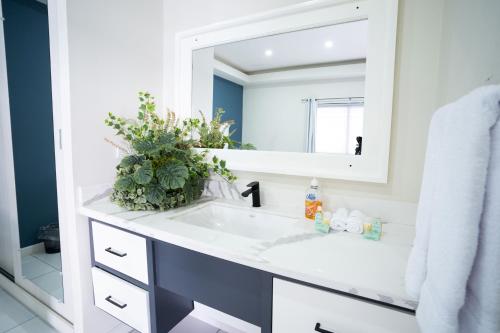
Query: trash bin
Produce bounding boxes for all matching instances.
[38,223,60,254]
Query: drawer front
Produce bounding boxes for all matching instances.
[92,267,150,333]
[273,279,419,333]
[91,221,149,284]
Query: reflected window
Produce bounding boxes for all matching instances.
[312,99,364,154]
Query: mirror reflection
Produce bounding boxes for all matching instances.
[191,19,368,155]
[2,0,64,302]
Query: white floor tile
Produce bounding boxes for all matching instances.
[107,323,135,333]
[169,316,219,333]
[32,252,62,271]
[0,289,35,333]
[31,271,64,302]
[5,317,57,333]
[21,256,54,280]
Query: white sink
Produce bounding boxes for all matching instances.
[169,202,309,241]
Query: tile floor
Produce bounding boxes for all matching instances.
[0,288,58,333]
[21,251,63,301]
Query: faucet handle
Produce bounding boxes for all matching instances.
[246,181,259,189]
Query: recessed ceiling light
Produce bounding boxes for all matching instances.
[264,49,273,57]
[324,40,334,48]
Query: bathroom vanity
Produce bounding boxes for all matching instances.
[81,196,419,333]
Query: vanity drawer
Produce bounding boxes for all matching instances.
[91,221,149,284]
[273,279,419,333]
[92,267,151,333]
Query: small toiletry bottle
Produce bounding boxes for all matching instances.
[305,178,322,220]
[314,205,324,226]
[315,208,331,233]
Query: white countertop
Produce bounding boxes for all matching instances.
[79,194,418,311]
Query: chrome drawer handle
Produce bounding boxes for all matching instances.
[105,247,127,257]
[315,323,334,333]
[105,295,127,309]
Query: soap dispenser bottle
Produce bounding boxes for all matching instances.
[305,178,322,220]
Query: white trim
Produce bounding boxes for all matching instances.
[0,0,75,321]
[20,243,46,256]
[45,0,75,321]
[0,274,73,333]
[0,0,22,285]
[213,60,365,87]
[213,60,250,86]
[175,0,398,183]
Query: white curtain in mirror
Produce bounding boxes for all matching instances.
[305,98,317,153]
[306,98,364,154]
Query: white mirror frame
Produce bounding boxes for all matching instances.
[175,0,398,183]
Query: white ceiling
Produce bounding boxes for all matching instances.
[214,20,368,73]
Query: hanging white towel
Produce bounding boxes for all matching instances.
[405,85,500,333]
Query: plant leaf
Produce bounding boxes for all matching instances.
[114,175,135,191]
[156,132,176,151]
[133,160,153,185]
[119,155,143,168]
[132,139,158,156]
[157,160,189,190]
[145,184,165,205]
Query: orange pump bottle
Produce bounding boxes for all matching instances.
[305,178,322,220]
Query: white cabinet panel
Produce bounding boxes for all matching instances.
[92,267,150,333]
[273,278,419,333]
[91,221,149,284]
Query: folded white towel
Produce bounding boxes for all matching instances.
[405,85,500,333]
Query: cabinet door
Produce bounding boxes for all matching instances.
[273,279,419,333]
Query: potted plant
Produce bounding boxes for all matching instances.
[104,92,236,211]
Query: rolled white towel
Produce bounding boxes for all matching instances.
[346,219,364,234]
[330,208,349,231]
[331,220,347,231]
[349,210,366,219]
[346,210,367,234]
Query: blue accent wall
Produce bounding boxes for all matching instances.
[212,75,243,145]
[3,0,59,248]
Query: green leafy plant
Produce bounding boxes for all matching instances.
[184,108,257,150]
[105,92,236,211]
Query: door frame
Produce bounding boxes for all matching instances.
[0,0,76,325]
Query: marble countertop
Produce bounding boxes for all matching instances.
[79,193,418,311]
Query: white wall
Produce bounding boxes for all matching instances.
[191,47,215,120]
[437,0,500,104]
[66,0,163,331]
[242,78,365,152]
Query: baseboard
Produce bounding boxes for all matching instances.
[20,242,45,256]
[0,273,73,333]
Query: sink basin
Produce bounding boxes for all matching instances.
[169,202,308,241]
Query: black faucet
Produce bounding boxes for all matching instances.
[241,181,261,207]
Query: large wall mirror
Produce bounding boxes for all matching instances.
[192,20,367,155]
[176,0,398,182]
